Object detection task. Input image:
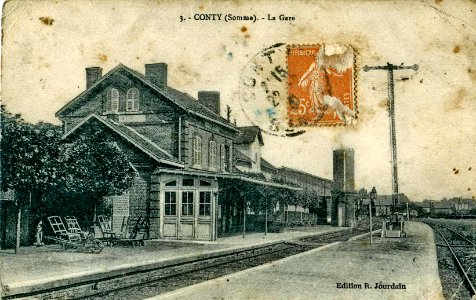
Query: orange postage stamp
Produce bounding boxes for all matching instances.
[287,44,356,126]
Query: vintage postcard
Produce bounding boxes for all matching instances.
[1,0,475,299]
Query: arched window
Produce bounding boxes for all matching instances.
[126,88,139,111]
[106,88,119,112]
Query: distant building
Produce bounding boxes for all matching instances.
[420,198,476,217]
[375,194,410,216]
[331,148,358,227]
[375,195,393,216]
[276,167,332,197]
[275,167,332,223]
[228,125,333,224]
[447,197,476,213]
[234,148,254,174]
[260,158,277,181]
[234,126,263,174]
[333,148,355,192]
[431,202,454,215]
[417,200,434,214]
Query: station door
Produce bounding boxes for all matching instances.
[160,177,217,241]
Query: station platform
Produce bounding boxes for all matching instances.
[154,222,444,300]
[0,225,346,292]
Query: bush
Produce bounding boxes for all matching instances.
[268,221,286,233]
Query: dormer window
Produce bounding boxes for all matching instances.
[106,88,119,112]
[126,88,139,111]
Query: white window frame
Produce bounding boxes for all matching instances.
[106,88,119,112]
[209,141,217,170]
[193,136,202,167]
[164,191,177,216]
[181,191,194,216]
[126,88,140,111]
[199,191,212,216]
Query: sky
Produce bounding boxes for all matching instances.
[1,0,475,201]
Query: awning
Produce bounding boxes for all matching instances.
[155,168,302,191]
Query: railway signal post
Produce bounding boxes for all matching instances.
[363,63,418,214]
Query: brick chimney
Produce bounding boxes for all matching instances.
[198,91,221,115]
[145,63,167,88]
[86,67,102,88]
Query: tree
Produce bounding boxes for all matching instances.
[1,105,63,253]
[358,188,368,198]
[60,124,135,222]
[1,106,135,252]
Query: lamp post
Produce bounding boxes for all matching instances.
[243,201,246,239]
[265,197,268,236]
[369,187,377,245]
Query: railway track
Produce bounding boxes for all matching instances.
[424,221,476,300]
[3,228,372,300]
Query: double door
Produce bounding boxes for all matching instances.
[162,189,215,240]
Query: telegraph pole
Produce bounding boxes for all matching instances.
[363,63,418,212]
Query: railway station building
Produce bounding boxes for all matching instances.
[56,62,299,241]
[233,126,332,225]
[274,167,332,224]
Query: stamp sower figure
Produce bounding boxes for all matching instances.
[298,45,355,123]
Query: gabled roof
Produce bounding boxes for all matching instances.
[233,166,244,174]
[235,150,252,164]
[375,195,394,206]
[235,126,264,145]
[376,194,410,205]
[432,202,454,209]
[56,64,239,132]
[278,167,332,183]
[260,157,277,172]
[62,114,184,168]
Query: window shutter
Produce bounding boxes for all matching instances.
[193,136,202,166]
[111,89,119,112]
[209,141,216,169]
[106,88,119,112]
[220,144,225,171]
[198,137,202,165]
[193,137,198,165]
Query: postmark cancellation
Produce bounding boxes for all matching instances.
[238,43,356,136]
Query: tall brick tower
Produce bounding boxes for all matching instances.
[331,148,357,227]
[333,148,355,192]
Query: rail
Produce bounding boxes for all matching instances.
[2,229,364,300]
[423,220,476,298]
[435,227,476,297]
